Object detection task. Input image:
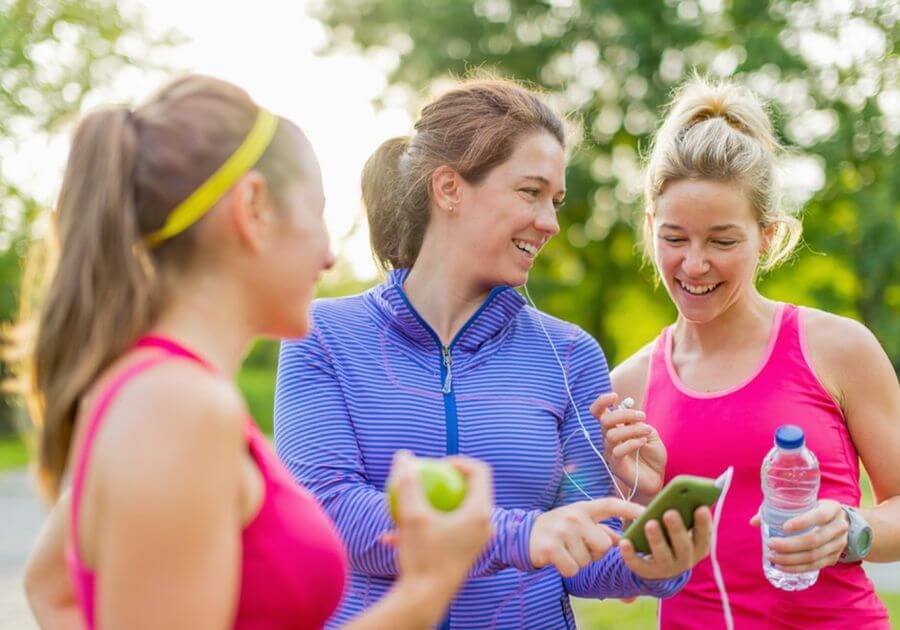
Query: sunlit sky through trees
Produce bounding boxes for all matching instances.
[1,0,895,282]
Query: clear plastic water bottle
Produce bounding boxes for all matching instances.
[761,424,821,591]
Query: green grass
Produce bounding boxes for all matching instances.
[572,597,659,629]
[571,591,900,628]
[237,364,277,434]
[884,592,900,626]
[0,435,28,471]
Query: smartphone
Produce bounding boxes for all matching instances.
[622,474,722,554]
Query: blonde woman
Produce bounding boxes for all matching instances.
[601,78,900,628]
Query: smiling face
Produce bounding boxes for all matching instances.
[652,178,768,324]
[454,130,566,289]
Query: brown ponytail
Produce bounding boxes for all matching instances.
[28,108,156,499]
[22,74,304,500]
[361,136,421,271]
[362,77,566,270]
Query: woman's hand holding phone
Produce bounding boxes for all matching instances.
[619,506,713,579]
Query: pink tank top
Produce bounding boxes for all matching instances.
[66,335,347,629]
[645,303,889,629]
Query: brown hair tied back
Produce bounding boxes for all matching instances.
[362,77,566,271]
[22,74,304,500]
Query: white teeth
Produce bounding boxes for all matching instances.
[679,280,719,295]
[513,239,538,256]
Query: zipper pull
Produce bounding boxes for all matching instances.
[441,345,453,394]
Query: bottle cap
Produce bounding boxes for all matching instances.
[775,424,805,449]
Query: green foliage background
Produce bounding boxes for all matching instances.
[1,0,898,447]
[0,0,176,437]
[0,2,897,438]
[312,0,899,370]
[0,0,897,624]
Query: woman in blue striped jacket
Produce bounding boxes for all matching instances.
[274,78,712,629]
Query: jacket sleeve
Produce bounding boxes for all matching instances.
[273,325,538,578]
[553,329,690,599]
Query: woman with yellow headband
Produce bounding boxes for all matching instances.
[21,74,493,629]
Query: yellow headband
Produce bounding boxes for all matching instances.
[145,108,279,247]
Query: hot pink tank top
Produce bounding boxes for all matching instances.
[645,303,889,629]
[66,335,347,629]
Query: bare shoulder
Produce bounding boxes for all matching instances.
[802,307,887,372]
[78,360,249,621]
[95,359,249,491]
[801,307,893,406]
[610,339,658,409]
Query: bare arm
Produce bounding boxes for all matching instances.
[90,366,248,629]
[806,309,900,562]
[24,492,83,630]
[768,310,900,572]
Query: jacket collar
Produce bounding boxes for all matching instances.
[371,268,526,353]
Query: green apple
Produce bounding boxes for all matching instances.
[388,457,467,522]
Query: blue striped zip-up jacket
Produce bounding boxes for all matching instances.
[274,270,688,629]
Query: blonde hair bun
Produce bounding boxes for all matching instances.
[643,76,801,272]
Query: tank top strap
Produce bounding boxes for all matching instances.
[69,353,170,562]
[135,334,214,371]
[759,303,844,408]
[756,302,808,382]
[69,335,215,567]
[768,302,799,355]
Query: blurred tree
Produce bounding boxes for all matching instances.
[312,0,899,369]
[0,0,176,435]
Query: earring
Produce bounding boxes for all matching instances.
[448,204,455,214]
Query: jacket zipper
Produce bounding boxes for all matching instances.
[394,284,506,630]
[439,344,459,455]
[560,594,574,629]
[441,345,453,394]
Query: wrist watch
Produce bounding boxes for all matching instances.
[838,505,873,563]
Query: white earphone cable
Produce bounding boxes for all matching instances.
[710,466,735,630]
[522,283,640,502]
[523,282,733,630]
